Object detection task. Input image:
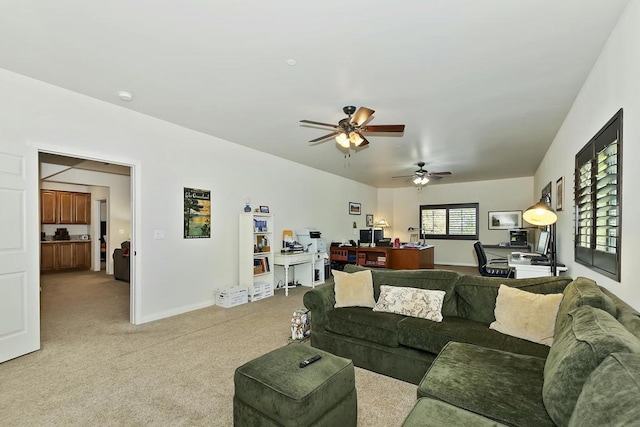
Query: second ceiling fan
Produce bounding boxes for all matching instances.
[393,162,452,185]
[300,105,405,148]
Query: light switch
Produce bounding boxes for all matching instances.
[153,229,165,239]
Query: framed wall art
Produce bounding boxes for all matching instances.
[488,210,522,230]
[349,202,361,215]
[556,177,564,211]
[366,214,374,227]
[184,187,211,239]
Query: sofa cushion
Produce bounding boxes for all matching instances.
[490,284,563,346]
[332,269,376,308]
[343,265,462,316]
[543,305,640,426]
[568,352,640,426]
[418,342,552,427]
[402,397,507,427]
[455,276,571,325]
[398,316,550,358]
[373,285,445,322]
[554,277,617,335]
[326,307,404,347]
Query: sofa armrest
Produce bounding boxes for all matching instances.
[303,284,335,333]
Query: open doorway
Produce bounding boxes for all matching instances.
[39,152,134,323]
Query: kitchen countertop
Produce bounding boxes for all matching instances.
[41,239,91,243]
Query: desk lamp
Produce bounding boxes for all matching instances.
[523,195,558,275]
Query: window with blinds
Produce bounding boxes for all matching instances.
[419,203,479,240]
[574,109,622,281]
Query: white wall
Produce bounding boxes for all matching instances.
[379,176,535,266]
[0,67,376,324]
[533,0,640,310]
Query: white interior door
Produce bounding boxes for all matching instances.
[0,148,39,363]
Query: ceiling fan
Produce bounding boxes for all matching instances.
[392,162,452,185]
[300,106,405,148]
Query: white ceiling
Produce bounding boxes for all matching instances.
[0,1,630,187]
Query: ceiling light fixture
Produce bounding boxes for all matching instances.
[349,132,364,146]
[117,91,134,102]
[335,132,350,148]
[286,59,297,66]
[413,176,429,186]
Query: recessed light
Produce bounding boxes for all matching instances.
[117,91,134,102]
[286,59,297,66]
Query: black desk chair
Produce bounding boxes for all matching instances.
[473,241,513,278]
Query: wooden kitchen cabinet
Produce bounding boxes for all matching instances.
[41,190,57,224]
[40,243,56,271]
[74,242,91,269]
[73,193,91,224]
[58,192,74,224]
[40,190,91,224]
[40,241,91,272]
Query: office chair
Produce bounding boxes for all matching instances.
[473,241,513,278]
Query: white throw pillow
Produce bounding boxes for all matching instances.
[373,285,445,322]
[490,284,564,346]
[332,269,376,308]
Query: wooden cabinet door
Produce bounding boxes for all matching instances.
[41,190,57,224]
[73,242,91,269]
[57,242,74,269]
[58,192,74,224]
[40,244,56,271]
[74,193,91,224]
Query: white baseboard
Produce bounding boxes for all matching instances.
[139,299,216,324]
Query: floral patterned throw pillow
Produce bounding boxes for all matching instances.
[373,285,445,322]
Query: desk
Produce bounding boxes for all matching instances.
[508,255,568,279]
[329,246,435,270]
[484,243,531,251]
[273,253,316,296]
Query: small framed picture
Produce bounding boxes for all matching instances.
[366,214,374,227]
[556,177,564,211]
[488,210,523,230]
[349,202,361,215]
[259,205,270,213]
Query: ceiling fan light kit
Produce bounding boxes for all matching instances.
[301,105,405,150]
[393,161,452,187]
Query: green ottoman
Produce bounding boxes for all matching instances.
[234,343,357,426]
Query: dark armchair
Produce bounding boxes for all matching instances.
[113,241,130,282]
[473,241,513,278]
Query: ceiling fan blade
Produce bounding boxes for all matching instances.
[392,175,414,179]
[363,124,405,133]
[356,134,370,147]
[300,119,338,128]
[350,107,375,126]
[427,175,444,180]
[308,132,339,143]
[429,171,452,176]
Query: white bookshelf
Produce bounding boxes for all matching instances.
[239,213,274,302]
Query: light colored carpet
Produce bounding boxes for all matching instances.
[0,271,416,426]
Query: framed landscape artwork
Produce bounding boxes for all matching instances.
[488,210,522,230]
[349,202,361,215]
[184,187,211,239]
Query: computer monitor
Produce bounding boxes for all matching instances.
[359,229,384,245]
[536,230,550,256]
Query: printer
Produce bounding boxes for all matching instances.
[296,228,328,284]
[296,228,327,254]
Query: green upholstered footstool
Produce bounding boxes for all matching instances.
[233,343,357,426]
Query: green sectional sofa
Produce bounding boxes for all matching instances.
[302,266,640,426]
